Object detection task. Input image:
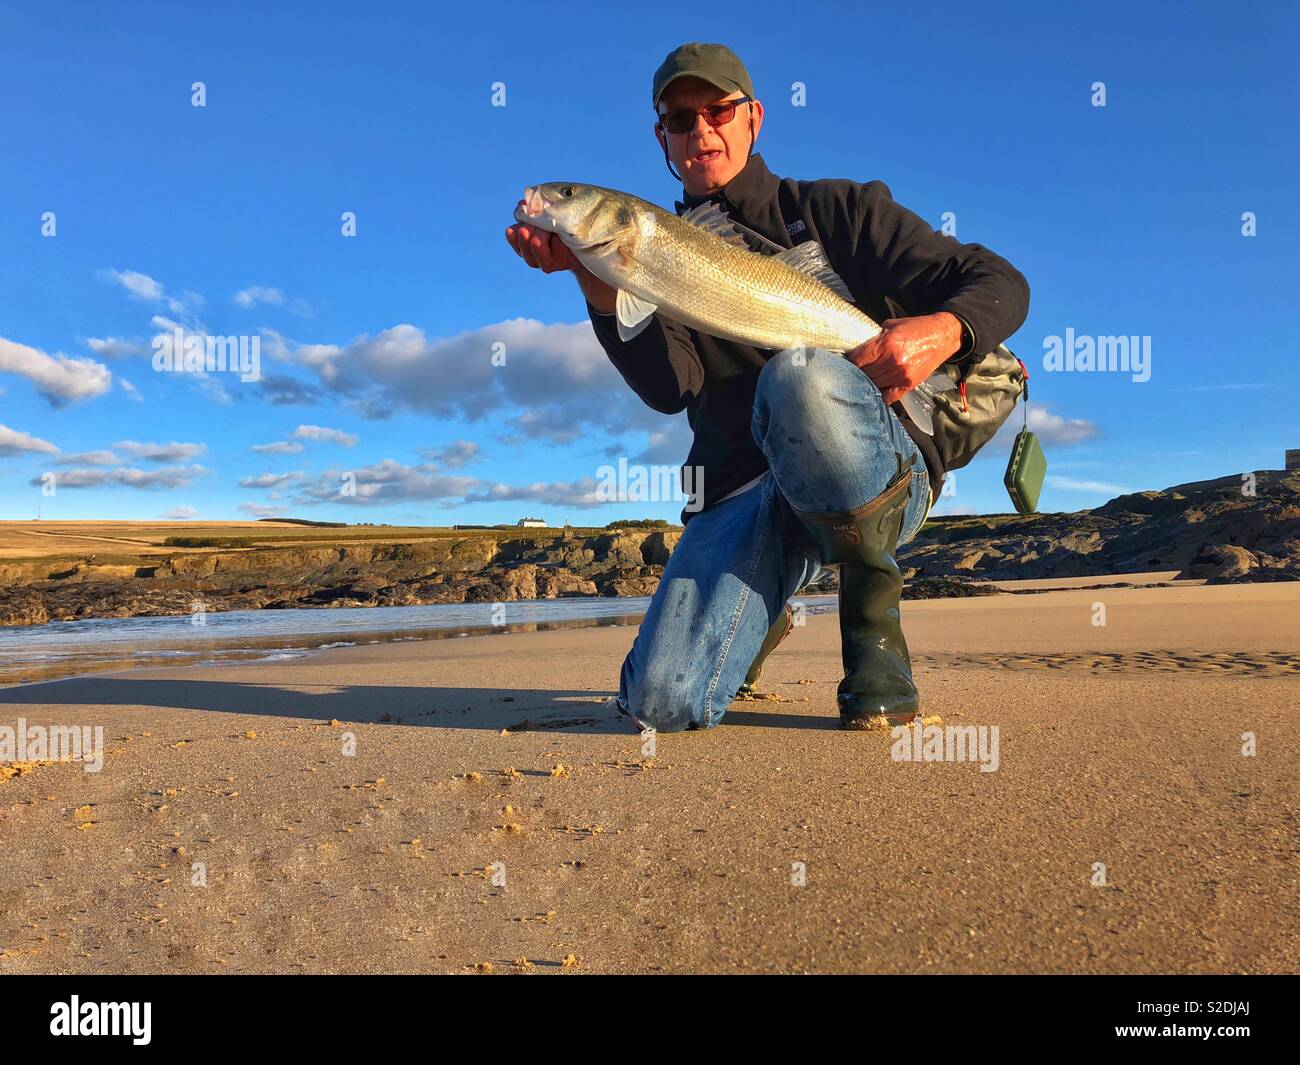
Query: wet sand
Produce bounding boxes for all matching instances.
[1,581,1297,973]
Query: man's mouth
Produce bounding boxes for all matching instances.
[692,149,723,165]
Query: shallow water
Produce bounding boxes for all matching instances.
[0,595,838,686]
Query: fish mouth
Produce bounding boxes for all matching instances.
[517,185,552,221]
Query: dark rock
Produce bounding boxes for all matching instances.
[0,588,49,626]
[902,469,1300,583]
[903,576,1002,599]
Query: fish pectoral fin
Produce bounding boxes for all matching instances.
[615,289,658,341]
[774,241,856,302]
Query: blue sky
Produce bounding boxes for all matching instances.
[1,0,1296,524]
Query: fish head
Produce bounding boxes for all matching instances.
[514,183,637,253]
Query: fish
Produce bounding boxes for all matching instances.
[514,182,946,432]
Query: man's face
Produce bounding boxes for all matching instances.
[655,76,764,198]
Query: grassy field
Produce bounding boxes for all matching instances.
[0,520,664,562]
[0,513,1029,566]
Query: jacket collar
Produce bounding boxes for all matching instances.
[674,152,781,218]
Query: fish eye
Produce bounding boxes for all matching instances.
[561,186,574,197]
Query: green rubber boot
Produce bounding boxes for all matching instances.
[788,457,919,729]
[737,603,794,695]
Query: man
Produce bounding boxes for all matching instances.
[506,43,1029,732]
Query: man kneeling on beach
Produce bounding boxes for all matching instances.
[506,43,1029,733]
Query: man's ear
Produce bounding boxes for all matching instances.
[749,99,764,143]
[653,121,667,153]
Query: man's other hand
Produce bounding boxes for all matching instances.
[848,312,964,406]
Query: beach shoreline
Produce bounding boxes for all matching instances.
[1,581,1296,974]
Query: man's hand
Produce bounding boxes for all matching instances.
[505,205,582,273]
[848,312,964,406]
[506,201,618,313]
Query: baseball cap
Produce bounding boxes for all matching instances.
[652,42,754,109]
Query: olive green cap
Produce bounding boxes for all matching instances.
[652,42,754,109]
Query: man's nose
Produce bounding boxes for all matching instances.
[689,112,714,139]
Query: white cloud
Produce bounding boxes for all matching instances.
[160,506,198,519]
[239,471,302,489]
[86,336,147,359]
[633,422,693,466]
[0,423,59,456]
[293,460,477,506]
[100,268,164,301]
[119,379,143,401]
[259,329,294,364]
[234,286,285,308]
[463,477,608,508]
[238,503,285,518]
[251,440,304,455]
[418,440,480,468]
[280,457,681,512]
[53,450,119,466]
[282,318,660,442]
[169,290,205,316]
[986,404,1100,455]
[258,374,320,405]
[113,440,207,463]
[34,465,208,490]
[293,424,358,447]
[102,271,205,331]
[1023,407,1100,446]
[1046,476,1131,495]
[149,314,186,333]
[0,336,114,406]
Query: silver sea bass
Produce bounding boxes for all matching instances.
[516,182,884,352]
[515,182,951,431]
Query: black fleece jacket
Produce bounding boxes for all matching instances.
[586,153,1029,520]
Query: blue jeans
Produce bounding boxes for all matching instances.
[617,348,933,732]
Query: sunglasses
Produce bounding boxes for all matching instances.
[657,95,752,135]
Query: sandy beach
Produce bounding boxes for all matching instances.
[1,580,1296,974]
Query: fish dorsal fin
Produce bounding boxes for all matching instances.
[773,240,856,303]
[680,200,786,255]
[615,288,658,341]
[681,201,856,303]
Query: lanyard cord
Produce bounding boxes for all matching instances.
[1014,356,1030,431]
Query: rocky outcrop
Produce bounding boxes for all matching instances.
[900,469,1300,584]
[0,531,677,626]
[904,576,1002,599]
[1,471,1295,627]
[0,589,50,626]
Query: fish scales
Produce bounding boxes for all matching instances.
[515,182,883,353]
